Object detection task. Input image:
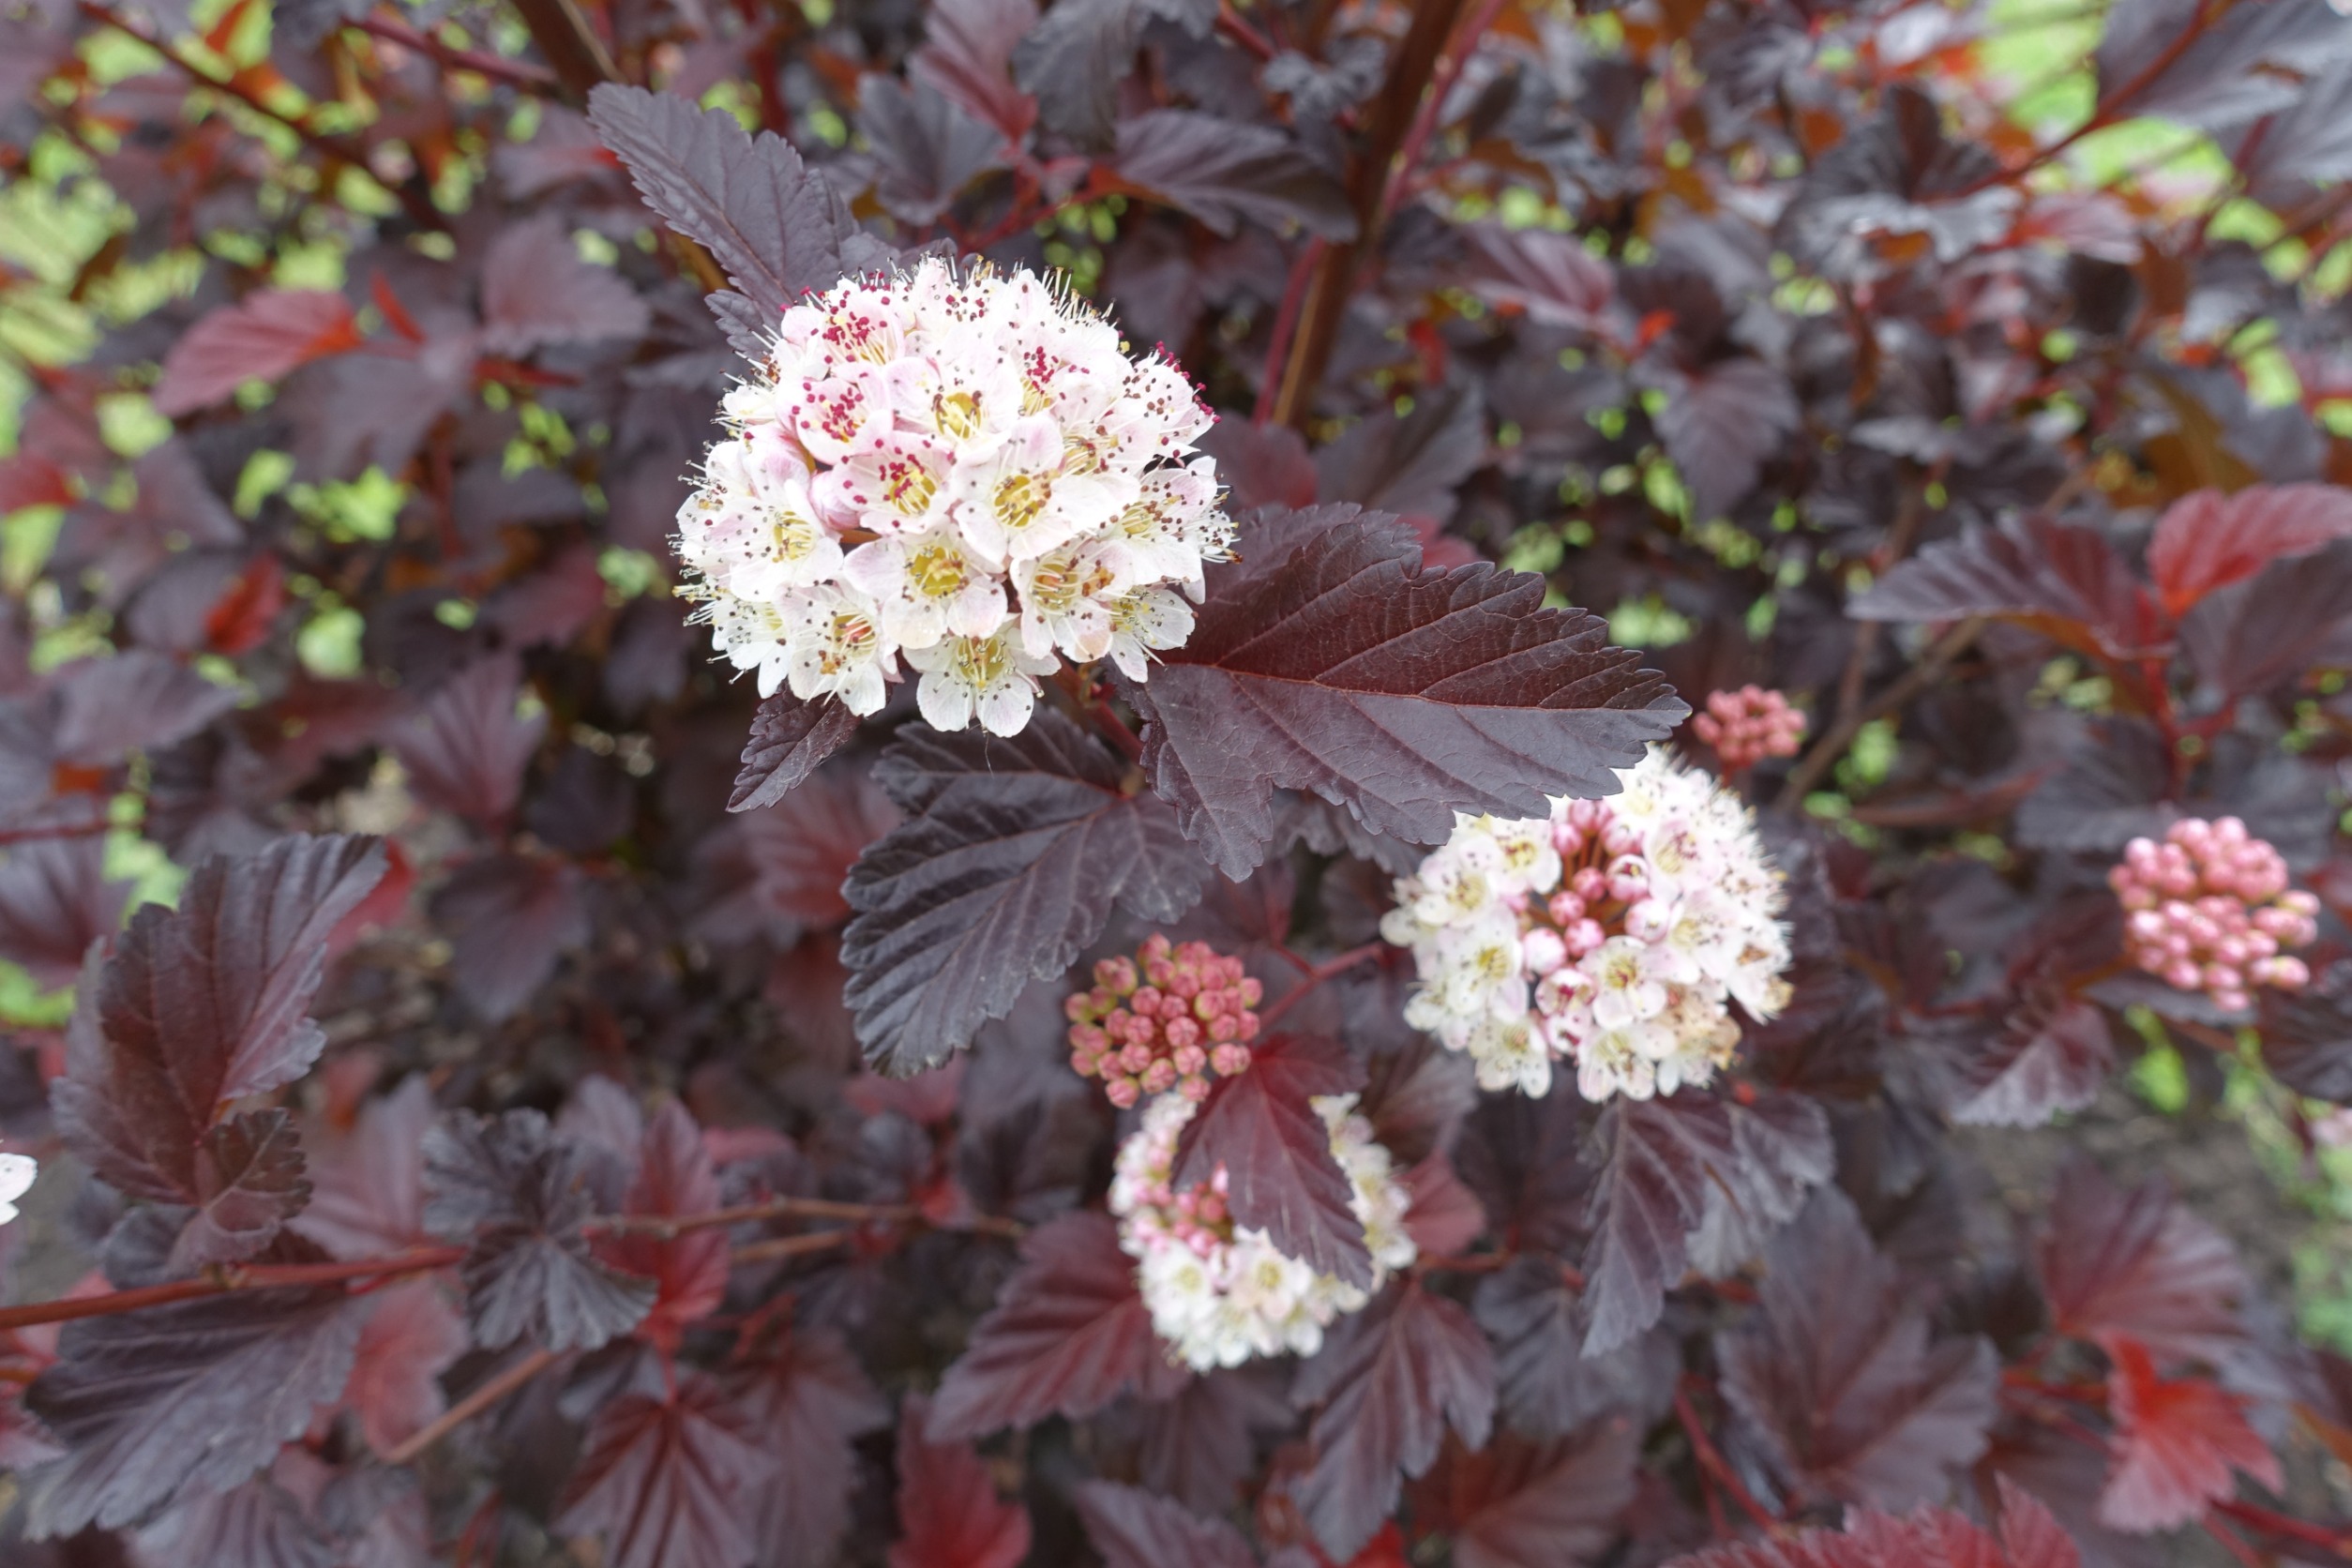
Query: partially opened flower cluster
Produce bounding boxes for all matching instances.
[1110,1092,1415,1370]
[676,259,1231,735]
[1383,747,1791,1102]
[1693,686,1806,772]
[2112,817,2317,1012]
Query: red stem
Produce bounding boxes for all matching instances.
[1674,1387,1782,1536]
[2213,1500,2352,1561]
[352,14,558,89]
[1259,942,1384,1031]
[0,1246,466,1334]
[0,817,112,847]
[1379,0,1509,217]
[1256,238,1325,425]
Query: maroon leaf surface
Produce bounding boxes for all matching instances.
[153,290,363,417]
[1663,1478,2080,1568]
[2146,483,2352,614]
[890,1394,1033,1568]
[53,834,384,1204]
[1578,1092,1733,1355]
[2098,1337,2281,1532]
[422,1109,656,1351]
[1852,515,2169,660]
[929,1211,1179,1439]
[841,709,1205,1074]
[1072,1481,1259,1568]
[1716,1189,1998,1508]
[2034,1161,2250,1369]
[173,1108,311,1270]
[910,0,1040,143]
[587,84,859,354]
[607,1101,730,1349]
[1172,1033,1371,1285]
[53,648,241,765]
[0,834,129,989]
[1123,505,1683,879]
[1652,358,1801,523]
[390,656,543,826]
[1411,1424,1639,1568]
[1947,989,2116,1128]
[732,1327,891,1568]
[1111,109,1356,240]
[23,1262,365,1535]
[1292,1281,1497,1560]
[294,1074,435,1259]
[479,214,652,354]
[339,1279,465,1456]
[731,690,862,811]
[557,1373,768,1568]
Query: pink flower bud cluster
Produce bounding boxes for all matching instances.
[1066,934,1262,1108]
[1691,686,1807,772]
[2110,817,2319,1013]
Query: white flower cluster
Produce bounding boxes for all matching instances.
[1382,747,1792,1103]
[1110,1092,1416,1371]
[676,259,1231,735]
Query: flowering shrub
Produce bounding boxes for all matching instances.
[3,0,2352,1565]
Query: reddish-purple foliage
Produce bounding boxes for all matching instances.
[0,0,2349,1563]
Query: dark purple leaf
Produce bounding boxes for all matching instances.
[1455,1089,1593,1256]
[890,1394,1033,1568]
[53,650,241,766]
[172,1108,310,1271]
[53,834,384,1205]
[1459,224,1615,328]
[1683,1090,1834,1276]
[23,1254,365,1535]
[1946,988,2115,1128]
[1132,1368,1294,1512]
[339,1279,464,1456]
[731,690,861,812]
[2095,0,2352,135]
[606,1102,730,1347]
[1578,1091,1733,1356]
[1651,358,1800,522]
[427,852,588,1022]
[1009,0,1212,152]
[2262,960,2352,1101]
[1172,1033,1371,1286]
[1112,110,1357,240]
[1473,1257,1678,1439]
[1661,1478,2080,1568]
[422,1109,655,1351]
[586,84,859,355]
[479,214,651,354]
[731,1327,891,1568]
[930,1211,1180,1439]
[731,767,902,935]
[2178,535,2352,697]
[1123,505,1683,880]
[390,656,543,826]
[1716,1188,1998,1508]
[294,1074,434,1259]
[1199,419,1317,512]
[557,1373,768,1568]
[2098,1338,2280,1531]
[840,708,1205,1074]
[1851,515,2169,661]
[1315,384,1485,525]
[911,0,1039,144]
[858,75,1008,225]
[154,290,362,418]
[1072,1481,1258,1568]
[2145,483,2352,614]
[2034,1159,2250,1368]
[1411,1424,1639,1568]
[132,1474,336,1568]
[0,835,128,989]
[1291,1280,1497,1561]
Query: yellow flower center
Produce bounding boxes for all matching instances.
[993,472,1050,537]
[932,390,984,441]
[909,543,968,599]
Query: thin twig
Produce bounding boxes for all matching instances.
[592,1195,916,1238]
[353,15,558,89]
[381,1348,557,1466]
[730,1230,858,1266]
[1774,618,1984,810]
[0,1246,466,1334]
[1675,1387,1782,1536]
[1259,942,1385,1031]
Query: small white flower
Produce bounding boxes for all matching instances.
[1103,587,1195,681]
[904,624,1057,736]
[0,1153,34,1225]
[1012,538,1135,662]
[840,526,1008,650]
[784,584,897,715]
[950,415,1132,565]
[1587,937,1670,1030]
